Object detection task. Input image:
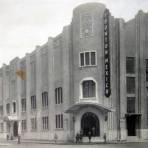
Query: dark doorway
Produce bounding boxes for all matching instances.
[126,115,136,136]
[13,121,18,137]
[81,112,100,136]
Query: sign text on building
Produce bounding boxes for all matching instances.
[104,9,111,97]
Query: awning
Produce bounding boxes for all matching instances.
[65,102,115,113]
[125,113,142,117]
[3,115,19,121]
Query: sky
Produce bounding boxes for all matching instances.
[0,0,148,67]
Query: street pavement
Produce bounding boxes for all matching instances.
[0,142,148,148]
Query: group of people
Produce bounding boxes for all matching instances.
[75,130,92,143]
[75,130,107,143]
[75,131,83,143]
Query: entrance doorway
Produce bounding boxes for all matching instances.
[81,112,100,136]
[13,121,18,137]
[126,115,136,136]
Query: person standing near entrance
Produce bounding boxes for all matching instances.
[92,126,95,136]
[17,122,21,144]
[88,131,92,143]
[17,135,21,144]
[103,133,107,143]
[79,130,83,143]
[76,133,80,143]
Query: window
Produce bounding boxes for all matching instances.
[6,103,10,114]
[127,97,135,113]
[6,122,10,132]
[85,52,90,65]
[21,120,27,131]
[30,61,36,92]
[91,52,96,65]
[42,92,48,108]
[42,116,49,130]
[80,53,84,66]
[31,95,36,109]
[82,80,96,98]
[56,114,63,129]
[55,87,63,104]
[31,118,37,131]
[0,123,3,132]
[80,51,96,67]
[13,102,16,113]
[21,98,26,112]
[146,87,148,94]
[147,97,148,125]
[146,59,148,82]
[0,106,3,116]
[126,57,135,74]
[126,77,135,94]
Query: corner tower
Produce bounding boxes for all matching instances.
[66,3,118,142]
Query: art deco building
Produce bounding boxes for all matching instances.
[0,2,148,142]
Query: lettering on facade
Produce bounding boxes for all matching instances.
[104,9,111,97]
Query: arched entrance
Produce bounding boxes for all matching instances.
[13,121,18,137]
[81,112,100,136]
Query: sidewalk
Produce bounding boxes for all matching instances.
[1,138,148,145]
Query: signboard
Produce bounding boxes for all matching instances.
[104,9,111,97]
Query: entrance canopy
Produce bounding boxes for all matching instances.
[125,113,142,117]
[65,102,114,113]
[3,115,19,121]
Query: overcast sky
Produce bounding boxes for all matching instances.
[0,0,148,67]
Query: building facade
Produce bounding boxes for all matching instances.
[0,2,148,142]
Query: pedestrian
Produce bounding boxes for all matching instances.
[17,135,21,144]
[54,133,58,143]
[92,126,95,136]
[6,134,9,140]
[88,131,91,143]
[103,133,107,143]
[79,130,83,143]
[76,133,79,143]
[10,134,13,140]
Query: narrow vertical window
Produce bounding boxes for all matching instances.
[55,87,63,104]
[56,115,58,128]
[31,118,37,131]
[13,102,16,113]
[55,89,57,104]
[31,95,36,109]
[126,57,135,74]
[6,103,10,114]
[91,52,96,65]
[61,114,63,128]
[0,123,3,132]
[127,97,135,113]
[42,92,48,108]
[55,114,63,129]
[42,116,49,130]
[0,106,3,116]
[21,98,26,112]
[85,52,90,65]
[80,53,84,66]
[126,77,135,94]
[146,59,148,82]
[21,120,27,131]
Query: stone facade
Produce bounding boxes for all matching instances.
[0,2,148,142]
